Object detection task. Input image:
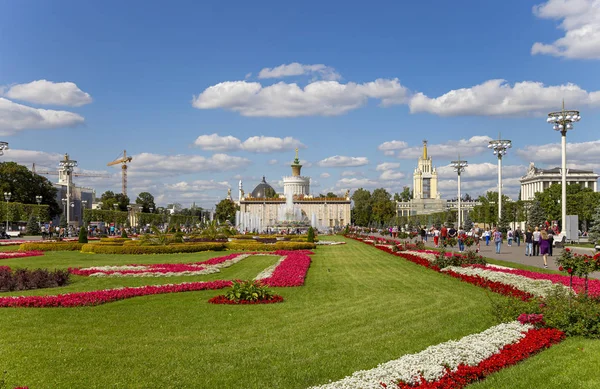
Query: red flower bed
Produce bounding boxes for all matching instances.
[443,269,534,301]
[208,295,284,304]
[261,252,312,287]
[0,251,44,260]
[392,328,564,389]
[0,280,233,308]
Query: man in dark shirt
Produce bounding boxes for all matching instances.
[525,228,533,256]
[441,225,448,246]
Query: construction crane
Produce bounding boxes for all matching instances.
[107,150,133,197]
[32,156,110,181]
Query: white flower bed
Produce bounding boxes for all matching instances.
[308,322,532,389]
[442,266,570,297]
[315,241,346,245]
[403,250,437,263]
[254,256,287,280]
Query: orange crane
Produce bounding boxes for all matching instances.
[107,150,133,197]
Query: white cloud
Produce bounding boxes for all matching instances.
[516,139,600,170]
[377,140,408,152]
[531,0,600,59]
[409,79,600,116]
[3,148,64,167]
[335,177,380,189]
[437,162,527,180]
[268,159,278,165]
[391,136,493,160]
[130,153,251,175]
[3,80,92,106]
[193,133,304,153]
[379,170,406,181]
[258,63,341,81]
[341,170,364,177]
[241,136,305,153]
[320,172,330,178]
[165,180,230,192]
[192,78,409,117]
[437,177,523,201]
[318,155,369,167]
[193,133,242,151]
[0,98,85,135]
[376,162,401,171]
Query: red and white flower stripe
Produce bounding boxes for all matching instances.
[254,256,287,280]
[0,251,44,260]
[261,251,312,287]
[308,322,564,389]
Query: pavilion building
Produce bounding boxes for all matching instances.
[520,162,598,201]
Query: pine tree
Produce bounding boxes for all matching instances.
[307,227,315,243]
[59,213,67,228]
[588,205,600,245]
[26,215,41,235]
[528,200,546,229]
[78,226,88,243]
[463,212,474,230]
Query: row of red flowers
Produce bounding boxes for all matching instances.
[261,251,313,287]
[0,280,233,308]
[0,251,44,260]
[208,294,284,304]
[391,328,565,389]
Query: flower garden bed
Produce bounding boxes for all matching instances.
[208,294,284,304]
[0,251,43,260]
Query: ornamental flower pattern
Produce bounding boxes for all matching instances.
[0,251,43,260]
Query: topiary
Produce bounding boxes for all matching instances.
[26,215,41,235]
[78,226,88,243]
[307,227,315,243]
[121,229,128,238]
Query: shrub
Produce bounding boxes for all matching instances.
[26,215,41,235]
[307,227,315,243]
[78,226,88,243]
[18,242,84,252]
[80,242,225,254]
[433,248,486,269]
[224,280,274,302]
[121,229,128,238]
[0,267,70,292]
[224,241,316,251]
[99,238,131,243]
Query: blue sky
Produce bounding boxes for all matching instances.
[1,0,599,209]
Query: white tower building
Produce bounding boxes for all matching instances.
[283,149,310,199]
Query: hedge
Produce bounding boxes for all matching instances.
[224,242,316,251]
[99,238,131,243]
[19,242,85,252]
[80,242,226,254]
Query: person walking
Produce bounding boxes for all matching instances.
[493,227,503,254]
[484,228,491,246]
[433,226,440,248]
[525,227,533,256]
[533,227,541,256]
[441,225,448,247]
[473,227,481,253]
[507,228,514,247]
[515,227,522,247]
[548,229,554,257]
[420,226,427,242]
[457,226,466,252]
[539,229,550,268]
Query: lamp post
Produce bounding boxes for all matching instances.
[4,192,11,232]
[451,156,468,228]
[547,102,580,233]
[0,141,8,156]
[81,200,88,227]
[36,195,42,229]
[58,155,77,231]
[488,138,512,225]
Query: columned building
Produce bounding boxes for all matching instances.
[520,162,598,201]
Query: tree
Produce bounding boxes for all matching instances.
[351,188,372,226]
[215,199,238,224]
[0,162,61,218]
[588,205,600,244]
[463,211,473,230]
[135,192,156,213]
[59,213,67,228]
[371,188,395,225]
[326,192,337,198]
[307,227,315,242]
[100,191,130,211]
[26,215,41,235]
[78,226,88,243]
[528,200,546,228]
[399,186,412,202]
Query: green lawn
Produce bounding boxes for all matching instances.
[0,238,595,388]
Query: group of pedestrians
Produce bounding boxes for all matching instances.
[523,226,554,268]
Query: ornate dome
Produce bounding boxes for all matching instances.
[251,176,275,198]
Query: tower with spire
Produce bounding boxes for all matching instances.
[283,148,310,199]
[413,140,439,200]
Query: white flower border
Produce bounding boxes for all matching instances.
[442,266,571,298]
[308,321,533,389]
[254,256,287,280]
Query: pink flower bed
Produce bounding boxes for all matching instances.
[0,251,44,260]
[0,280,233,308]
[261,251,312,287]
[471,265,600,297]
[208,295,284,304]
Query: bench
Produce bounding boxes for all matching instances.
[554,235,566,248]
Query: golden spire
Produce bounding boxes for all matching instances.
[422,140,428,159]
[291,149,302,176]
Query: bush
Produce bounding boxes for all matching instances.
[307,227,315,243]
[224,280,274,302]
[0,267,70,292]
[26,215,41,235]
[224,241,316,251]
[433,248,486,269]
[121,229,128,238]
[99,238,131,243]
[78,226,88,243]
[80,242,225,254]
[18,242,84,252]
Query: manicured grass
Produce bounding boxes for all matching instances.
[0,238,501,388]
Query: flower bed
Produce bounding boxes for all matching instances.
[0,251,43,260]
[80,242,226,254]
[69,253,251,277]
[208,294,284,305]
[0,280,233,308]
[261,251,312,287]
[308,321,564,389]
[18,242,84,252]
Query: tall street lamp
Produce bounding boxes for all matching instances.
[547,102,580,233]
[488,138,512,225]
[81,200,88,227]
[4,192,11,232]
[0,141,8,156]
[36,195,42,228]
[58,155,77,231]
[451,156,468,228]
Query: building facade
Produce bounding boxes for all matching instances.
[520,162,599,201]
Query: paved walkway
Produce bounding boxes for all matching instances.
[368,233,600,279]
